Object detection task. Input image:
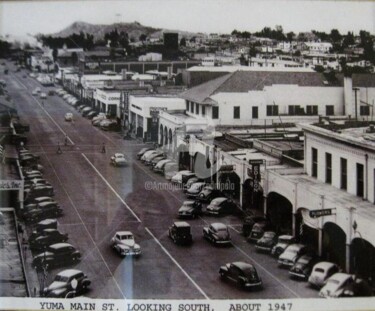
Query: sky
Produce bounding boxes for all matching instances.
[0,0,374,41]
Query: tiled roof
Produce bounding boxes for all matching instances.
[180,71,344,104]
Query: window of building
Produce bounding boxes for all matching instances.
[212,106,219,119]
[252,106,258,119]
[233,106,240,119]
[357,163,364,198]
[326,153,332,184]
[360,106,370,116]
[202,106,206,116]
[306,105,318,115]
[312,148,318,177]
[341,158,347,190]
[190,102,194,113]
[196,104,199,114]
[267,105,278,116]
[288,105,302,115]
[326,105,334,116]
[186,101,189,111]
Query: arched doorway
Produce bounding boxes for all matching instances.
[159,125,164,146]
[322,222,346,269]
[175,143,189,170]
[351,238,375,287]
[164,126,168,146]
[168,129,173,149]
[218,168,241,201]
[266,192,293,235]
[242,179,264,211]
[295,208,319,252]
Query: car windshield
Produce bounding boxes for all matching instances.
[120,234,133,240]
[264,232,275,238]
[279,238,292,243]
[298,257,310,264]
[54,275,69,282]
[315,268,325,273]
[217,227,228,232]
[242,266,257,278]
[327,279,340,285]
[287,247,299,254]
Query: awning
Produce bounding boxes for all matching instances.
[300,208,320,229]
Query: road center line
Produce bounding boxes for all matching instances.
[81,153,142,222]
[232,243,301,298]
[30,95,75,145]
[145,227,209,300]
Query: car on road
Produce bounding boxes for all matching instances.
[255,231,277,252]
[110,153,127,167]
[271,235,296,258]
[164,162,179,180]
[100,119,119,131]
[183,177,201,192]
[144,152,164,166]
[206,197,237,216]
[308,261,341,288]
[31,90,38,96]
[24,185,54,200]
[85,111,98,119]
[110,231,141,257]
[44,269,90,298]
[22,203,63,223]
[203,223,231,245]
[339,277,373,297]
[186,182,206,198]
[289,254,319,280]
[319,273,354,298]
[48,90,55,96]
[177,200,203,219]
[149,155,166,168]
[81,107,92,117]
[91,113,106,124]
[247,220,273,242]
[242,215,268,237]
[197,185,223,203]
[29,229,69,251]
[32,243,81,270]
[219,262,262,289]
[171,170,195,184]
[143,151,163,165]
[137,147,154,159]
[35,218,58,233]
[169,221,192,245]
[153,159,172,173]
[29,196,54,205]
[278,244,310,267]
[40,92,47,99]
[65,112,73,122]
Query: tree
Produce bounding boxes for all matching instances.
[180,37,186,47]
[71,52,78,66]
[286,32,295,42]
[52,48,58,62]
[330,29,342,43]
[139,34,147,43]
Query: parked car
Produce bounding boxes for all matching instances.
[92,118,105,126]
[242,215,268,237]
[137,147,153,159]
[35,219,58,233]
[153,159,172,173]
[40,92,47,99]
[168,221,193,245]
[44,269,90,298]
[247,220,273,242]
[32,243,81,270]
[271,235,296,257]
[65,113,73,122]
[100,119,119,131]
[203,223,231,245]
[206,197,237,216]
[110,231,141,257]
[183,177,202,192]
[22,203,63,223]
[91,113,106,124]
[278,244,310,267]
[319,273,354,298]
[32,89,39,96]
[26,196,54,205]
[164,162,179,180]
[186,182,206,198]
[339,277,373,297]
[289,254,319,280]
[85,111,98,119]
[197,185,223,202]
[24,185,54,200]
[48,90,55,96]
[219,262,262,289]
[110,153,127,167]
[178,200,203,219]
[171,170,195,184]
[255,231,277,252]
[81,107,92,117]
[149,155,166,168]
[13,121,30,133]
[308,262,341,288]
[29,229,69,250]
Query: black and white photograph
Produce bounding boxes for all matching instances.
[0,0,374,310]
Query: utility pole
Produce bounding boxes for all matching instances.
[353,87,360,121]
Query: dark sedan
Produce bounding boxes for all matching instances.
[177,200,203,219]
[29,229,69,251]
[22,204,63,223]
[247,220,273,242]
[255,231,277,252]
[32,243,81,270]
[289,254,319,280]
[206,197,237,216]
[197,185,223,202]
[203,223,231,245]
[219,262,262,289]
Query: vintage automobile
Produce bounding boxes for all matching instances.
[140,150,159,162]
[144,152,164,166]
[255,231,277,252]
[168,221,193,245]
[32,243,81,270]
[29,229,69,250]
[219,262,262,289]
[44,269,90,298]
[197,185,223,203]
[308,261,341,288]
[203,223,231,245]
[278,244,310,267]
[137,147,154,159]
[65,112,73,122]
[110,153,127,167]
[153,159,172,173]
[177,200,203,219]
[289,254,319,280]
[22,203,62,223]
[247,220,273,242]
[271,235,296,257]
[183,177,201,192]
[171,170,195,184]
[148,155,166,168]
[186,182,206,198]
[85,111,98,119]
[110,231,141,257]
[319,273,355,298]
[164,162,179,180]
[339,277,373,297]
[242,215,268,237]
[206,197,237,216]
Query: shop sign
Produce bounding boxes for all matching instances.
[309,209,334,218]
[219,165,235,173]
[0,180,23,190]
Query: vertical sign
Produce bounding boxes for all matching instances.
[249,159,263,192]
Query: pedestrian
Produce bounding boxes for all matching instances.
[64,135,68,146]
[101,143,106,153]
[57,142,62,154]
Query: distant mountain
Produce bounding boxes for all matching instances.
[48,21,198,41]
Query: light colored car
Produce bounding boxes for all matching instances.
[153,159,172,172]
[278,243,309,267]
[203,222,231,245]
[319,273,354,298]
[110,153,127,166]
[186,182,206,198]
[64,113,73,122]
[171,170,194,184]
[40,92,47,99]
[110,231,141,256]
[32,89,38,96]
[164,162,179,180]
[140,150,158,162]
[308,261,341,288]
[92,113,106,123]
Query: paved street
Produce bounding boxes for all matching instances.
[3,63,319,299]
